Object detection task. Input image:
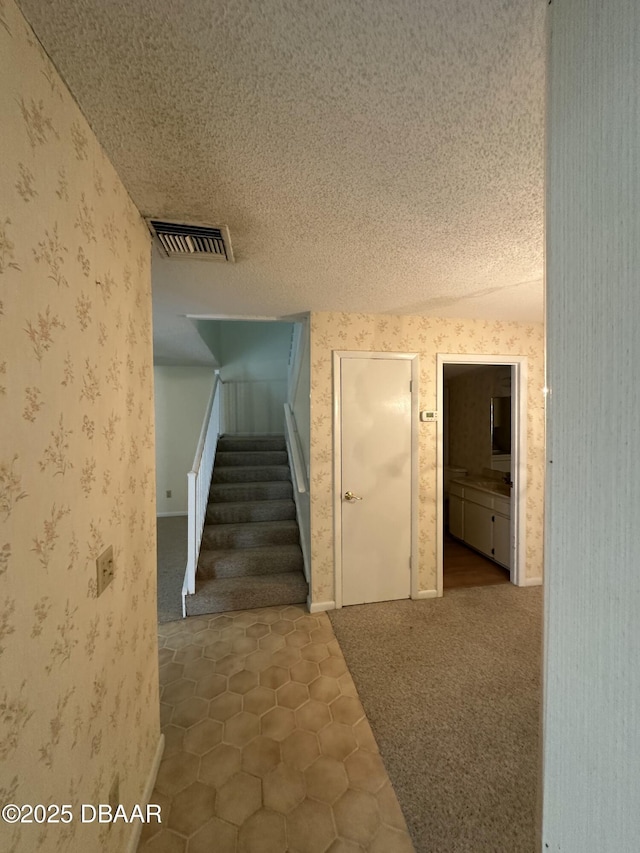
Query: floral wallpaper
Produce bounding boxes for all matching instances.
[309,313,545,603]
[0,3,159,852]
[447,364,511,476]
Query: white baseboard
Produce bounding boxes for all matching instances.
[156,511,188,518]
[413,589,438,600]
[308,598,336,613]
[125,732,165,853]
[520,576,543,587]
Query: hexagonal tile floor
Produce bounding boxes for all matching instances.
[137,604,414,853]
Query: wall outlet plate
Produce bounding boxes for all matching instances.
[96,545,114,596]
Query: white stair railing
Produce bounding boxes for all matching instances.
[284,403,307,495]
[284,402,311,582]
[182,374,222,614]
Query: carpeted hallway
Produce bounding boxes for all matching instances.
[157,515,188,623]
[329,585,542,853]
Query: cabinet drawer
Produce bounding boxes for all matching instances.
[494,497,510,516]
[449,480,464,498]
[462,486,494,510]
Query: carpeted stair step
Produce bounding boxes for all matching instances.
[206,499,296,525]
[186,572,308,616]
[215,450,288,467]
[217,435,286,452]
[209,481,293,503]
[212,465,291,484]
[202,519,299,550]
[198,543,304,579]
[190,433,306,617]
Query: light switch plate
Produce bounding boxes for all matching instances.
[96,545,114,596]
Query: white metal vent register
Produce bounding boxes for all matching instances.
[147,220,234,261]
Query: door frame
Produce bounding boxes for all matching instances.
[332,351,420,609]
[436,353,528,594]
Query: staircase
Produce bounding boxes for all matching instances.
[185,434,308,616]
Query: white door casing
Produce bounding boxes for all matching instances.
[333,352,419,608]
[436,353,528,594]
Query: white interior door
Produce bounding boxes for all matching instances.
[340,356,412,606]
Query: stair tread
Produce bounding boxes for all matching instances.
[207,498,294,510]
[214,465,290,472]
[217,436,286,452]
[209,479,291,492]
[209,480,294,501]
[199,542,302,559]
[203,519,298,533]
[206,498,296,525]
[186,572,308,616]
[220,433,285,438]
[211,479,292,488]
[197,572,306,590]
[215,450,288,466]
[197,542,303,579]
[212,466,291,484]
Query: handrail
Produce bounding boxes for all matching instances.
[284,403,307,494]
[284,401,310,584]
[183,373,222,611]
[191,374,219,473]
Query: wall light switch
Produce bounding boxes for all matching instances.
[96,545,114,596]
[420,411,438,422]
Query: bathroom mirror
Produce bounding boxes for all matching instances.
[491,396,511,454]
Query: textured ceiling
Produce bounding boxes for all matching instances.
[18,0,547,363]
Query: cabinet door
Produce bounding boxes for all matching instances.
[464,501,494,558]
[493,513,511,569]
[449,495,464,539]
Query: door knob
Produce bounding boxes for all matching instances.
[344,491,363,501]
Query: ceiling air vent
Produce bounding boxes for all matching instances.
[147,220,234,262]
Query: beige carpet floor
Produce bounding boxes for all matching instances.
[328,585,542,853]
[157,515,188,623]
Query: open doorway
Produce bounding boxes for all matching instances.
[436,354,528,596]
[154,314,312,621]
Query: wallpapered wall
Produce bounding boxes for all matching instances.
[0,3,160,852]
[447,365,511,476]
[309,313,545,603]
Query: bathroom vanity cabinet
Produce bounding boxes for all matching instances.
[449,480,511,570]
